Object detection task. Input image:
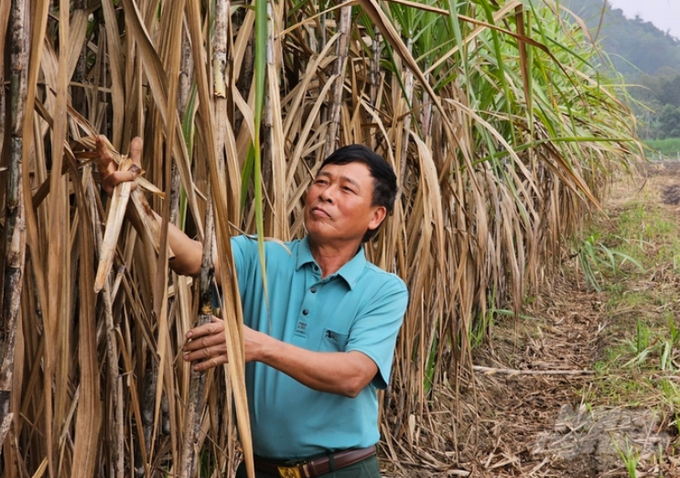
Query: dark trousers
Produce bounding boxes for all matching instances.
[235,454,381,478]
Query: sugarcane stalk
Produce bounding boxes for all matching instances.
[0,0,27,448]
[179,189,214,478]
[213,0,239,221]
[172,28,194,225]
[90,137,162,477]
[370,31,381,108]
[72,0,87,115]
[325,0,352,154]
[213,0,228,102]
[420,71,432,139]
[211,2,241,470]
[398,38,414,191]
[101,284,125,478]
[261,1,274,235]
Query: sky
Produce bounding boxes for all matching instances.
[607,0,680,39]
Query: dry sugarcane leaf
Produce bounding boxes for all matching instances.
[0,0,12,77]
[101,0,127,148]
[66,9,88,83]
[94,156,135,293]
[41,2,74,473]
[119,0,205,240]
[70,164,103,478]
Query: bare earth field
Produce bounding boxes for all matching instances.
[385,162,680,478]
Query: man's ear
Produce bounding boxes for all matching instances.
[368,206,387,232]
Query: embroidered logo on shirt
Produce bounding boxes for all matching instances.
[294,321,307,338]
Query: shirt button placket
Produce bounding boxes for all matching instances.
[301,282,319,320]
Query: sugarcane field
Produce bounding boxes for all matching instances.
[1,0,679,477]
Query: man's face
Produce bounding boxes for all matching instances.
[304,162,386,247]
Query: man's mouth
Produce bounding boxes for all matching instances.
[311,206,331,218]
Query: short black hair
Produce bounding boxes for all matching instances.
[320,144,397,242]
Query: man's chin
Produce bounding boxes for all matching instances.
[306,227,335,244]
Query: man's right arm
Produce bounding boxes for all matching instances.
[96,135,208,278]
[161,217,204,277]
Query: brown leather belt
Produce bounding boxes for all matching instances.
[253,445,376,478]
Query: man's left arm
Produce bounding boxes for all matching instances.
[248,332,378,398]
[182,320,376,397]
[183,277,408,397]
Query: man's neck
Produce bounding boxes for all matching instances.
[308,238,362,278]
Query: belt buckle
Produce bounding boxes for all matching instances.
[277,465,302,478]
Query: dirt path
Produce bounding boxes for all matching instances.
[470,163,680,478]
[387,163,680,477]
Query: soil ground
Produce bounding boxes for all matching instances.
[385,162,680,478]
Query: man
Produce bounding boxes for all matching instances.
[97,138,408,478]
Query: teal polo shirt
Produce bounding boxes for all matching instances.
[228,235,408,459]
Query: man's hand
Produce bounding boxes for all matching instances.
[96,135,143,196]
[183,317,230,371]
[183,318,270,371]
[95,135,207,277]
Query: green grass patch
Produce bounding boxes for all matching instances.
[582,200,680,282]
[645,137,680,159]
[577,194,680,411]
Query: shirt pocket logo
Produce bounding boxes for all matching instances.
[294,320,308,338]
[320,328,349,352]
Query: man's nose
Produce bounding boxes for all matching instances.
[319,185,335,203]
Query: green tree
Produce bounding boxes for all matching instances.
[657,75,680,106]
[657,104,680,139]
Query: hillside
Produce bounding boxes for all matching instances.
[558,0,680,77]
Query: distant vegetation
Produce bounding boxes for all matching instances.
[559,0,680,77]
[557,0,680,153]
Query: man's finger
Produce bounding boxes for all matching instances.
[95,135,116,175]
[186,318,225,340]
[182,332,223,352]
[192,355,229,372]
[128,137,143,169]
[183,345,228,363]
[102,170,137,187]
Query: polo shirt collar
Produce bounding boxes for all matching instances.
[296,236,366,289]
